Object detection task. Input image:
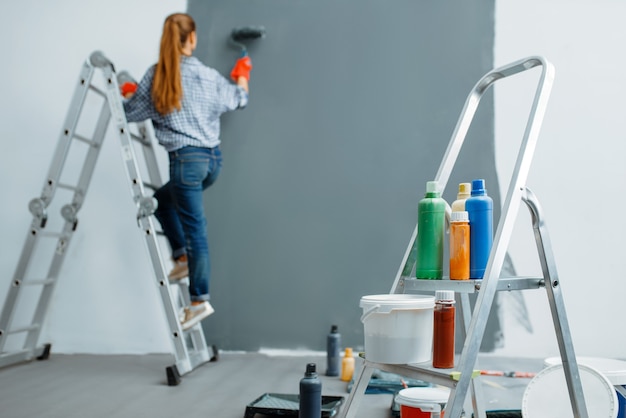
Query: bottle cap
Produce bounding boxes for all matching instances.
[458,182,471,197]
[344,347,353,357]
[426,181,440,194]
[471,179,486,196]
[451,211,469,222]
[305,363,317,375]
[435,290,455,302]
[330,325,338,333]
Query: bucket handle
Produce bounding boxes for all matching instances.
[360,304,381,323]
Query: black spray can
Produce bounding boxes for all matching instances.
[326,325,341,376]
[299,363,321,418]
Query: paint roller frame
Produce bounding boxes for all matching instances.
[230,26,266,56]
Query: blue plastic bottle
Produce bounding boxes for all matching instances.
[465,179,493,279]
[299,363,322,418]
[415,181,447,279]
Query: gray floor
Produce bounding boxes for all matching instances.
[0,352,541,418]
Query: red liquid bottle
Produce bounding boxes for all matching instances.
[433,290,455,369]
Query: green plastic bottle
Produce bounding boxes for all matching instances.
[415,181,447,279]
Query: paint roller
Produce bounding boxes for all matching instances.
[230,26,266,56]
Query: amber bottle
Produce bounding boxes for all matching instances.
[433,290,455,369]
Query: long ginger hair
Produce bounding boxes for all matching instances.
[152,13,196,115]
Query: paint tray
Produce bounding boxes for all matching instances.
[244,393,344,417]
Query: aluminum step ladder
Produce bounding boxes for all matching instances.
[338,56,589,418]
[0,51,216,386]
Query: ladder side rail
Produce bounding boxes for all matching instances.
[116,65,216,376]
[136,215,191,370]
[389,227,417,293]
[96,56,193,370]
[0,61,99,354]
[458,293,487,418]
[522,187,588,417]
[434,56,552,191]
[0,225,41,352]
[336,361,375,418]
[137,121,164,189]
[351,56,556,418]
[41,62,96,206]
[115,71,164,190]
[22,220,77,350]
[0,346,48,367]
[67,99,112,215]
[22,94,114,353]
[445,57,555,418]
[392,57,555,298]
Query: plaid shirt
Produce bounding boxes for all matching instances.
[123,56,248,151]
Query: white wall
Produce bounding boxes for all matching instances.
[0,0,186,353]
[494,1,626,359]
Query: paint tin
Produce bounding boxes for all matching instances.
[395,387,450,418]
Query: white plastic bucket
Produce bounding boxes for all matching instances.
[360,294,435,364]
[543,357,626,418]
[523,363,618,418]
[395,387,450,418]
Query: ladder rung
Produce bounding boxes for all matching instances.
[57,182,78,192]
[22,279,55,286]
[73,133,96,146]
[143,182,158,191]
[39,231,63,238]
[88,84,106,97]
[130,132,148,144]
[5,324,40,335]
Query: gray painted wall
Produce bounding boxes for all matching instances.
[187,0,499,351]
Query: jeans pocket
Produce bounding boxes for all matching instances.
[179,156,210,187]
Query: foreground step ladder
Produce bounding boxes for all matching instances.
[0,51,216,385]
[339,56,589,418]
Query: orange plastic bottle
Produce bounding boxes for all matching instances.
[340,348,355,382]
[449,211,470,280]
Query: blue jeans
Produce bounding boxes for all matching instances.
[154,146,222,302]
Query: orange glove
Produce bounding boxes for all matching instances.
[230,56,253,82]
[120,81,138,98]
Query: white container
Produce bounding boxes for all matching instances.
[543,357,626,418]
[360,294,435,364]
[395,387,450,418]
[522,363,618,418]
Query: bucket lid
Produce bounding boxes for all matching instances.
[544,356,626,385]
[522,363,618,418]
[396,387,450,411]
[360,294,435,313]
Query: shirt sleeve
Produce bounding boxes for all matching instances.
[215,72,249,112]
[123,68,157,123]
